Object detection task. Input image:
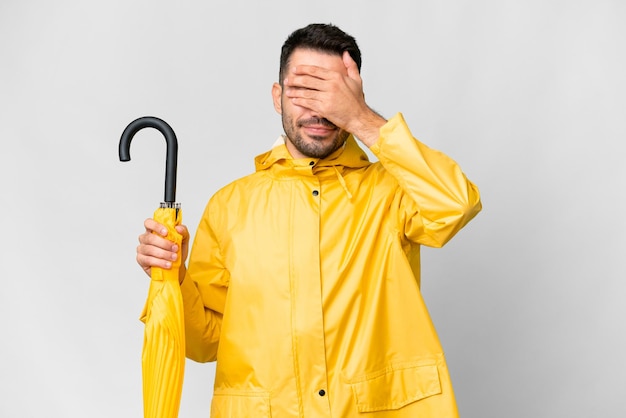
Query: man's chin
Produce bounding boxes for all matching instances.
[305,138,345,158]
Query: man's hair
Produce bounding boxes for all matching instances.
[279,23,362,84]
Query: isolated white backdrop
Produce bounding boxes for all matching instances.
[1,0,624,417]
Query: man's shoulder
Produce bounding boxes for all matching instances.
[209,171,267,202]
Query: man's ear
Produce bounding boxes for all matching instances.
[272,82,282,114]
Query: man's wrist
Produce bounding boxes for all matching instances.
[350,109,387,147]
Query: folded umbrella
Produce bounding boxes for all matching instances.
[119,116,184,418]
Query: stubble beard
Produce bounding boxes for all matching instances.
[282,113,349,159]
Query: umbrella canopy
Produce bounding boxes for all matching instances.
[140,204,184,417]
[119,117,185,418]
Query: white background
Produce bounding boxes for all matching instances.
[1,0,624,417]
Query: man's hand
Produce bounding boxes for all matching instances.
[283,51,386,146]
[137,218,189,282]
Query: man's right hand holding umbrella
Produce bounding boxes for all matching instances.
[137,219,190,284]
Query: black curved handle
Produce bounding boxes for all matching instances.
[119,116,178,203]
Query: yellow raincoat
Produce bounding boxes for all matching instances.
[180,113,481,417]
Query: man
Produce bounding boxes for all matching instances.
[137,23,481,417]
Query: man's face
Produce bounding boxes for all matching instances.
[272,48,350,159]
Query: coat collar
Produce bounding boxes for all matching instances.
[254,134,371,173]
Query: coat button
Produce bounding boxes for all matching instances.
[318,389,326,396]
[312,190,319,196]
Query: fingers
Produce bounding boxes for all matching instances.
[285,66,337,92]
[286,53,361,87]
[288,63,332,81]
[144,218,169,236]
[283,70,335,112]
[137,218,186,274]
[136,245,177,271]
[284,60,362,107]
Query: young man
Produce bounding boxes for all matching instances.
[137,23,481,417]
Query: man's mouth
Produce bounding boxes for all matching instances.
[298,118,337,137]
[298,117,337,129]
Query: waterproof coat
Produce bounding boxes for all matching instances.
[180,113,481,417]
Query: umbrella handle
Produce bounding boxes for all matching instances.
[119,116,178,203]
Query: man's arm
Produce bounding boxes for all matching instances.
[372,114,481,247]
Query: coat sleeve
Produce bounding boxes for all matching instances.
[179,198,229,363]
[369,112,482,248]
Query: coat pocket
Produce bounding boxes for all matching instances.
[210,389,271,417]
[349,363,442,413]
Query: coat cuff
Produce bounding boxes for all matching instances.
[369,112,408,155]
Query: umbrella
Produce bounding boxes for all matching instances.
[119,116,185,418]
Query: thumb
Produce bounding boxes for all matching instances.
[343,51,360,81]
[175,225,189,241]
